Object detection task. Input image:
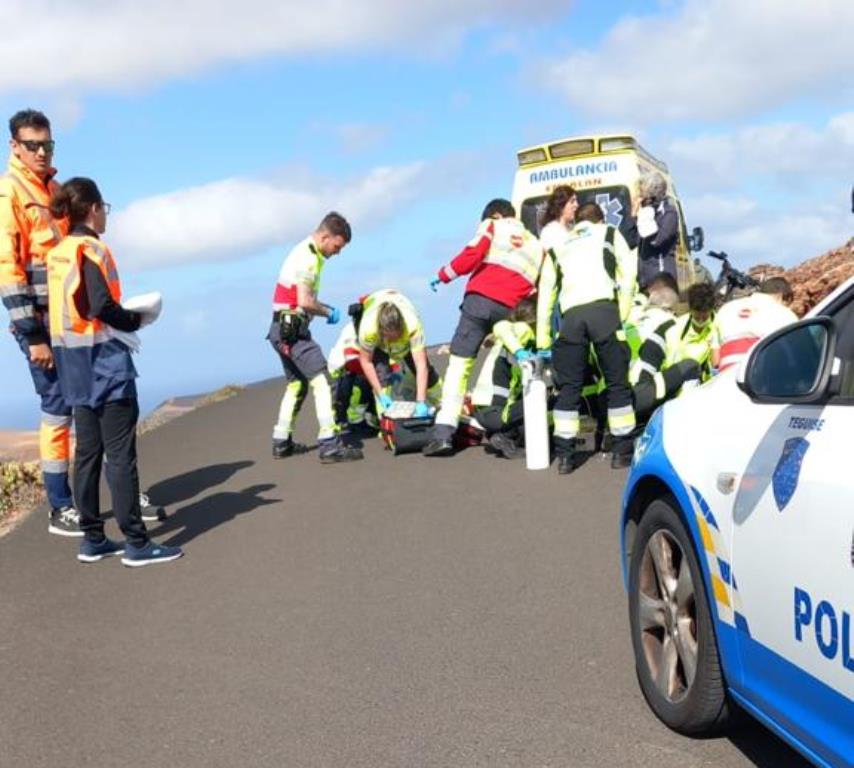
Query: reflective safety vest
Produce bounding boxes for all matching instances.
[628,307,679,395]
[480,218,544,286]
[536,221,636,349]
[664,314,720,378]
[0,156,68,335]
[357,289,426,359]
[46,234,137,407]
[471,320,533,413]
[272,236,325,312]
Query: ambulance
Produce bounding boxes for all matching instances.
[511,134,703,288]
[620,276,854,767]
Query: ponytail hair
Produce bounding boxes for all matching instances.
[49,177,102,227]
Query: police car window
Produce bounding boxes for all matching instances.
[828,290,854,398]
[749,322,827,398]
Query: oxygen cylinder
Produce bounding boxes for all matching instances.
[521,358,549,470]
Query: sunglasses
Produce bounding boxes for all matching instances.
[101,202,112,214]
[16,138,55,153]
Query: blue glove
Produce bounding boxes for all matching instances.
[515,348,535,363]
[429,277,441,293]
[413,401,431,418]
[326,307,341,325]
[378,393,393,412]
[538,348,552,361]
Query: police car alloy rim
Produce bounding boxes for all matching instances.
[637,530,698,703]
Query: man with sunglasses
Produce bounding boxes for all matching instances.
[0,109,80,534]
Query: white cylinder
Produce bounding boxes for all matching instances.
[521,361,550,470]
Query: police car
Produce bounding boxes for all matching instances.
[621,277,854,767]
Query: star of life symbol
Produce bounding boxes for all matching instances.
[595,193,624,228]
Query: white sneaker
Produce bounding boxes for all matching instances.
[139,492,165,522]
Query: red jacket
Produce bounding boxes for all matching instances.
[437,218,543,309]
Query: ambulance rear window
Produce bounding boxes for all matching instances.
[520,186,632,239]
[549,139,594,159]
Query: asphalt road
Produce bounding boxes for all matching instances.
[0,378,810,767]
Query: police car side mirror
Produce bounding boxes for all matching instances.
[687,226,704,252]
[738,317,836,404]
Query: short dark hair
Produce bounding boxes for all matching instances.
[49,177,103,227]
[481,198,515,220]
[539,185,577,228]
[760,277,793,303]
[318,211,351,242]
[575,202,604,224]
[508,297,536,325]
[9,109,51,139]
[687,282,716,313]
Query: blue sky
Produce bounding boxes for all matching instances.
[1,0,852,428]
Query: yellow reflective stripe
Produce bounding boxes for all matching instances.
[607,405,635,436]
[553,409,580,438]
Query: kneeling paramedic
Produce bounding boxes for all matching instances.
[627,273,702,423]
[423,198,544,456]
[47,177,181,566]
[327,313,376,434]
[470,298,538,460]
[356,289,440,417]
[537,202,637,474]
[268,212,362,463]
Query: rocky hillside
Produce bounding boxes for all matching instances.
[750,238,854,316]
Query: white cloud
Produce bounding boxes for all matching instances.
[543,0,854,123]
[111,161,428,270]
[687,193,851,268]
[667,112,854,190]
[0,0,566,95]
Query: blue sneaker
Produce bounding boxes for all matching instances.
[77,537,124,563]
[121,540,184,568]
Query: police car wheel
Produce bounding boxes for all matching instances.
[628,497,730,735]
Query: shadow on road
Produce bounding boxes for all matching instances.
[145,461,254,507]
[150,483,281,547]
[725,718,812,767]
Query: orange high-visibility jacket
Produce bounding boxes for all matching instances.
[0,155,67,342]
[47,234,137,407]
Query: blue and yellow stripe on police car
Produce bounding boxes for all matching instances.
[688,486,751,637]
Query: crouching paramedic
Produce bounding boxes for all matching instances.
[470,298,537,460]
[537,202,636,475]
[356,289,441,418]
[714,277,796,372]
[423,198,544,456]
[327,314,376,433]
[628,273,702,422]
[268,212,362,463]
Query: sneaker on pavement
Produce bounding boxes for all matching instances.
[610,451,633,469]
[48,506,83,537]
[77,536,124,563]
[557,455,576,475]
[139,492,166,522]
[318,439,363,464]
[488,432,520,460]
[272,438,309,459]
[121,540,184,568]
[422,438,455,457]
